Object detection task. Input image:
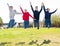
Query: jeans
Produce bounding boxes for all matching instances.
[24,20,29,28]
[8,19,16,28]
[45,19,51,28]
[34,20,39,29]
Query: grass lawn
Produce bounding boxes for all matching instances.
[0,28,60,46]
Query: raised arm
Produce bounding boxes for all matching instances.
[39,6,42,13]
[7,3,10,10]
[20,6,24,14]
[42,2,46,12]
[30,2,34,12]
[50,9,57,14]
[7,3,9,7]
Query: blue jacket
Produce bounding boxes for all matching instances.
[43,6,57,20]
[31,5,42,20]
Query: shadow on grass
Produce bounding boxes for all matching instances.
[1,40,60,46]
[39,40,51,46]
[29,40,38,45]
[15,42,25,46]
[29,40,51,46]
[0,42,11,46]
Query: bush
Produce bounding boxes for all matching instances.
[0,17,3,27]
[51,15,60,27]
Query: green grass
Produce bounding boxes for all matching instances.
[0,28,60,46]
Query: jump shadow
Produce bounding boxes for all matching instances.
[0,42,11,46]
[15,42,25,46]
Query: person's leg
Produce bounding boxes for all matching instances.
[12,20,16,27]
[9,20,14,28]
[13,22,16,26]
[34,20,37,27]
[49,20,51,28]
[7,20,11,28]
[45,20,48,27]
[37,20,39,29]
[24,21,26,29]
[26,21,29,28]
[11,19,15,27]
[8,19,15,28]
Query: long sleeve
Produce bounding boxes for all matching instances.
[50,9,57,14]
[29,13,34,19]
[16,12,22,14]
[30,5,34,12]
[7,4,10,11]
[20,7,24,14]
[12,10,21,15]
[7,4,9,8]
[43,6,46,13]
[39,6,42,13]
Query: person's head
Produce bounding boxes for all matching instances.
[35,6,38,11]
[9,6,13,10]
[46,8,50,11]
[24,9,27,12]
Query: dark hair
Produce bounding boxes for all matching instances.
[9,6,13,8]
[35,6,38,8]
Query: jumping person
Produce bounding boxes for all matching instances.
[30,2,43,29]
[42,3,57,28]
[7,3,21,28]
[20,6,34,29]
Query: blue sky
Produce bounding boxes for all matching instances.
[0,0,60,23]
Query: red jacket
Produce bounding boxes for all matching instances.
[20,7,34,21]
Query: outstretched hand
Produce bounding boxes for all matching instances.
[41,2,44,6]
[19,5,22,8]
[30,2,32,5]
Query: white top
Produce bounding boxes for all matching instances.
[9,10,16,20]
[7,4,20,20]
